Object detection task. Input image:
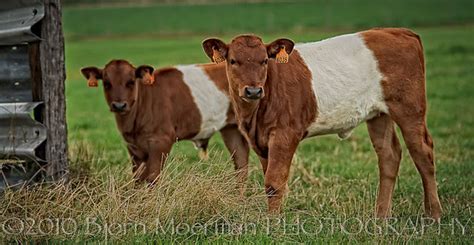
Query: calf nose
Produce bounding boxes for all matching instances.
[111,101,127,111]
[244,87,263,100]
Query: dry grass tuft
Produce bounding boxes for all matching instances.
[0,143,266,241]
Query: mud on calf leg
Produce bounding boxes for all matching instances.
[261,157,289,212]
[265,185,278,208]
[264,179,289,213]
[264,160,291,213]
[265,185,277,196]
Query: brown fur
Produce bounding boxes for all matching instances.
[81,60,249,186]
[362,28,442,220]
[203,35,316,213]
[202,28,441,220]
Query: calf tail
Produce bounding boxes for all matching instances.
[402,28,425,76]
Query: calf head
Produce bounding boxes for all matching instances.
[202,35,294,102]
[81,60,154,114]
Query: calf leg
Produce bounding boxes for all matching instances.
[259,157,268,175]
[265,131,300,213]
[387,92,442,220]
[130,155,143,175]
[127,147,147,179]
[367,114,402,218]
[396,119,442,220]
[127,150,141,174]
[137,137,173,183]
[221,126,250,196]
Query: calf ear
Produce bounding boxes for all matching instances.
[202,38,228,64]
[135,65,155,85]
[81,67,103,87]
[266,38,295,64]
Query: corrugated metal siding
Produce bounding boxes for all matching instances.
[0,0,44,45]
[0,0,46,190]
[0,102,46,161]
[0,45,33,102]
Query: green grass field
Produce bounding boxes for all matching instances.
[2,0,473,243]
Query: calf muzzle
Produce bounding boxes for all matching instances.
[244,86,263,100]
[111,101,127,112]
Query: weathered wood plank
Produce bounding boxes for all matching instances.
[36,0,68,180]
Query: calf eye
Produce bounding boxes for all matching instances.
[103,81,112,90]
[230,59,236,65]
[262,58,268,65]
[126,80,135,88]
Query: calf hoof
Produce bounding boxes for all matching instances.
[375,208,392,219]
[132,171,160,185]
[144,173,160,184]
[426,210,442,223]
[425,202,442,223]
[267,195,283,214]
[267,201,282,215]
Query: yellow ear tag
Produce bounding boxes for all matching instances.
[87,76,98,87]
[275,46,289,64]
[212,47,225,64]
[142,72,155,85]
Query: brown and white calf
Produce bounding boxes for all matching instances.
[81,60,249,187]
[202,28,442,219]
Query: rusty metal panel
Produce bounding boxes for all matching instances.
[0,0,44,45]
[0,45,32,102]
[0,102,46,161]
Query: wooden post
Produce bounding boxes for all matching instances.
[35,0,68,180]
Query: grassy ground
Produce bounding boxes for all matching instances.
[2,0,474,243]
